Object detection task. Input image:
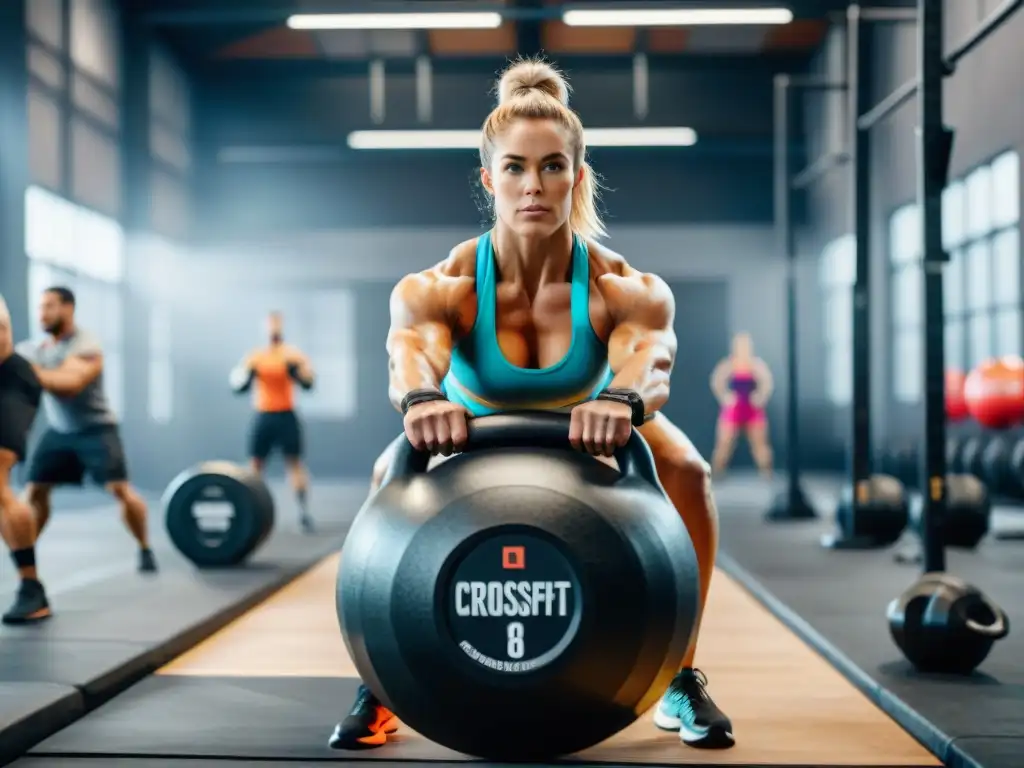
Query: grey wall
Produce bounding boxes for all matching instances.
[129,223,796,485]
[798,0,1024,466]
[197,149,774,235]
[120,40,196,490]
[190,60,787,240]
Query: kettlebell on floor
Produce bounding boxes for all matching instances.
[887,574,1009,675]
[907,474,991,550]
[822,474,909,550]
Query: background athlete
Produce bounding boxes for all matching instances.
[231,311,316,532]
[0,295,50,624]
[709,332,774,477]
[15,287,157,619]
[330,58,734,752]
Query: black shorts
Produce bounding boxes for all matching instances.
[25,424,129,486]
[248,410,303,460]
[0,354,42,463]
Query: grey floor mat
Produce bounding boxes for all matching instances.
[0,683,82,764]
[714,473,1024,768]
[0,482,370,765]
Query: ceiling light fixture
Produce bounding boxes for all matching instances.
[347,127,698,150]
[562,7,794,26]
[286,12,503,30]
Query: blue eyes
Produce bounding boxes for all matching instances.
[505,163,565,173]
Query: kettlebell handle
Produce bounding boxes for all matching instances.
[964,595,1010,639]
[388,411,663,490]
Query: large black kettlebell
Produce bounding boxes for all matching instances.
[337,412,699,761]
[887,573,1009,675]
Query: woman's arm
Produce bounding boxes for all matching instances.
[599,266,677,417]
[386,247,475,412]
[709,359,733,404]
[751,357,774,407]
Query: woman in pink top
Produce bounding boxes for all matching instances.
[710,332,774,477]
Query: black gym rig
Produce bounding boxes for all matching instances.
[772,0,1019,674]
[884,0,1014,676]
[768,4,918,537]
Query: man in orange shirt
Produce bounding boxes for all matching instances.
[230,311,316,532]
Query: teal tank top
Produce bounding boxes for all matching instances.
[440,231,614,416]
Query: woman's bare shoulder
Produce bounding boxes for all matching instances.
[585,240,674,314]
[390,238,478,323]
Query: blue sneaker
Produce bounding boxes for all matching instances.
[654,669,734,749]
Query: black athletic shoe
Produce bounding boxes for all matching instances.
[654,668,735,749]
[328,684,399,749]
[138,548,158,573]
[2,579,52,625]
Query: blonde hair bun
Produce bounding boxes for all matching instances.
[497,58,570,107]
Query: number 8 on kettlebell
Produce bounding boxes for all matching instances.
[507,621,524,659]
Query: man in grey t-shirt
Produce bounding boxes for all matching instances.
[11,287,157,621]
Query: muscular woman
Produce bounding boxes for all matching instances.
[329,58,734,752]
[709,332,774,477]
[231,311,316,532]
[0,295,49,625]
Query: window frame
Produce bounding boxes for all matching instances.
[25,186,126,418]
[889,150,1021,401]
[941,150,1021,371]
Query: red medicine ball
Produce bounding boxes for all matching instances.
[964,356,1024,429]
[945,369,969,421]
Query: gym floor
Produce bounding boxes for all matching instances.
[11,530,937,768]
[9,474,1021,768]
[716,475,1024,768]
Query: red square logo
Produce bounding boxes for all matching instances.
[502,546,525,570]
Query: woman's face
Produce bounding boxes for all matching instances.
[481,118,581,237]
[732,332,753,358]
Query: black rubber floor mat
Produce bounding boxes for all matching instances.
[31,675,464,762]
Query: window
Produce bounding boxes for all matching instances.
[74,202,124,282]
[820,234,855,405]
[24,186,125,419]
[943,150,1021,369]
[286,290,358,419]
[27,0,122,214]
[964,165,992,239]
[889,203,923,402]
[991,151,1020,228]
[148,304,173,424]
[25,184,124,283]
[25,185,79,271]
[27,260,67,332]
[942,181,966,250]
[891,150,1022,397]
